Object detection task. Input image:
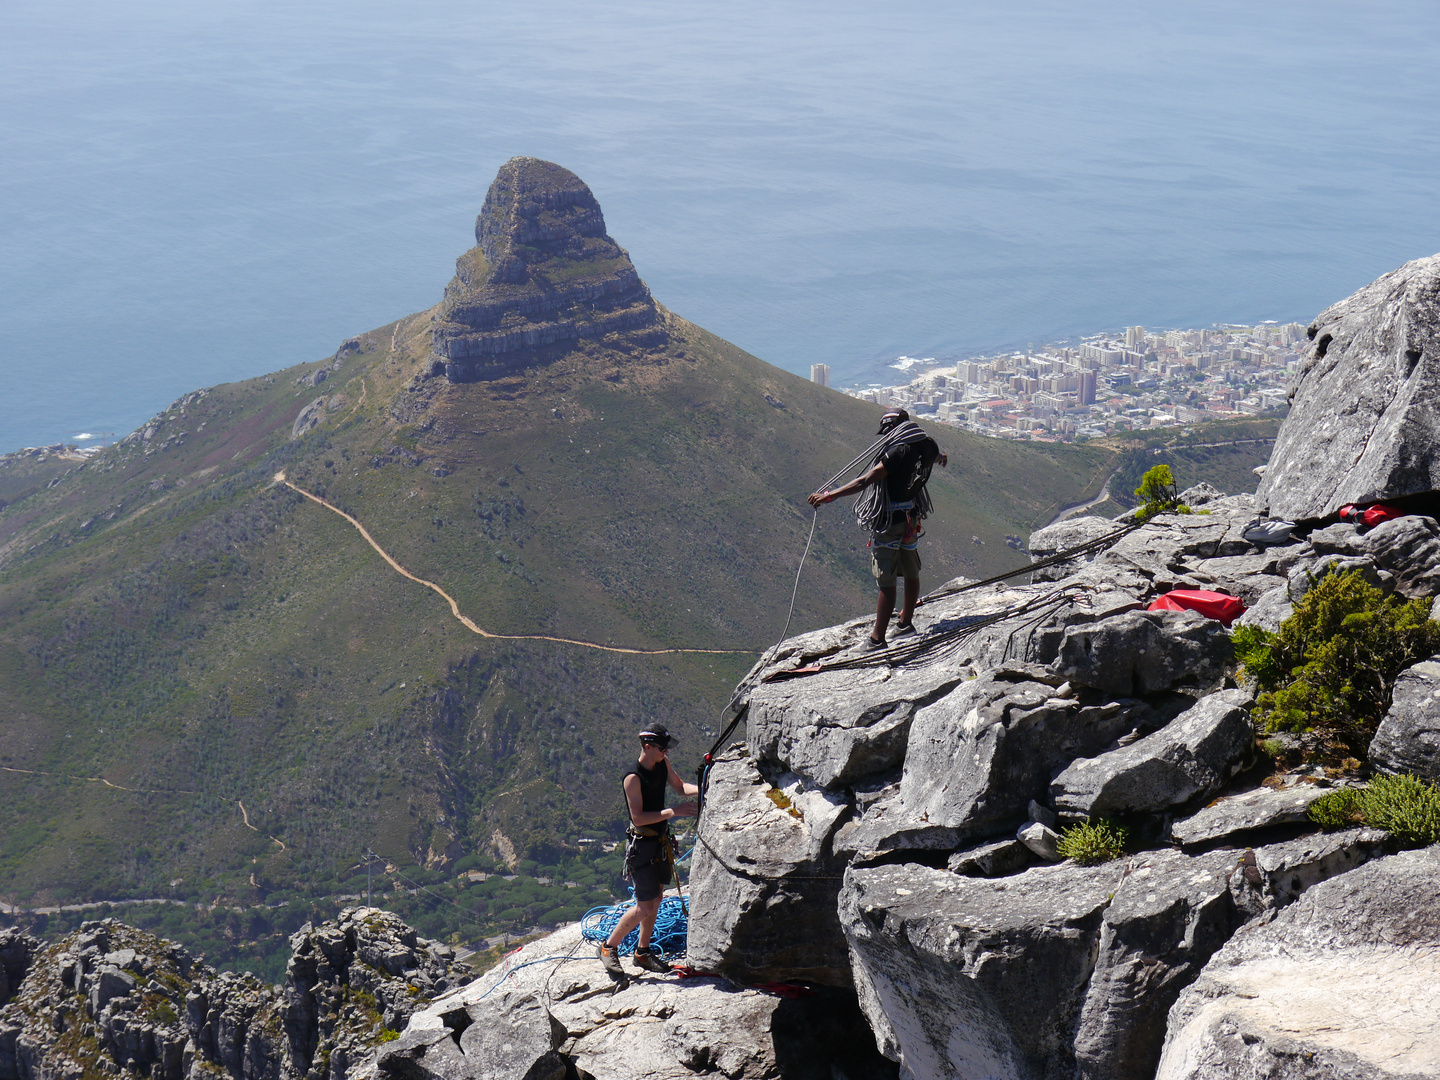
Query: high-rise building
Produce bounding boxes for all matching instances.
[1125,326,1146,350]
[1079,369,1097,405]
[810,363,831,388]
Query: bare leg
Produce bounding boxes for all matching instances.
[874,586,896,641]
[605,896,660,949]
[899,576,920,627]
[635,897,661,949]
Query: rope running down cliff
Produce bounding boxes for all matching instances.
[275,472,754,657]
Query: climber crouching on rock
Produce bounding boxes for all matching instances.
[599,724,697,978]
[809,409,946,649]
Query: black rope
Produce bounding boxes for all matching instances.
[916,520,1139,609]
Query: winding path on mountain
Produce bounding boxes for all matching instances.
[276,472,756,657]
[0,765,286,849]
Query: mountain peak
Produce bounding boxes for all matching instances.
[432,157,661,381]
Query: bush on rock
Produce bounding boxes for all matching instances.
[1307,774,1440,846]
[1362,774,1440,845]
[1056,819,1127,865]
[1239,569,1440,755]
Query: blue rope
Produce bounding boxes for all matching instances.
[579,890,689,960]
[476,955,568,1001]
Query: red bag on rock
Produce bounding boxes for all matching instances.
[1147,590,1245,627]
[1338,503,1405,527]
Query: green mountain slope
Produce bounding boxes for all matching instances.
[0,162,1119,912]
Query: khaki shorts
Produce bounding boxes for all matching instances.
[870,520,921,587]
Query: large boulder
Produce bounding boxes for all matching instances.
[387,925,897,1080]
[1050,609,1232,698]
[378,989,567,1080]
[1257,253,1440,520]
[1052,690,1255,819]
[1370,654,1440,781]
[887,664,1151,845]
[1358,514,1440,598]
[745,663,968,788]
[1073,849,1242,1080]
[1156,845,1440,1079]
[686,748,852,986]
[1027,515,1119,582]
[841,859,1126,1080]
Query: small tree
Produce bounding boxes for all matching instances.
[1133,464,1183,522]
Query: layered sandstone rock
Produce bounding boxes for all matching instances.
[431,158,662,381]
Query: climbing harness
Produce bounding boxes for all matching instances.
[623,821,679,888]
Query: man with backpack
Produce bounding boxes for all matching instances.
[809,409,947,648]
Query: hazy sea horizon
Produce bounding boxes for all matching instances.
[4,1,1440,452]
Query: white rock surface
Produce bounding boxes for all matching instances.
[1157,845,1440,1080]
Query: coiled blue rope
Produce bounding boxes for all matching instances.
[579,889,690,960]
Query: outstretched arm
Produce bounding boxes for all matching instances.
[666,759,699,798]
[809,461,886,508]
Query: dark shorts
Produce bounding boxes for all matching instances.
[871,520,921,588]
[625,836,672,902]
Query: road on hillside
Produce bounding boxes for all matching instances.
[1048,468,1118,526]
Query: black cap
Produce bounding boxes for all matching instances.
[877,408,909,434]
[639,725,677,750]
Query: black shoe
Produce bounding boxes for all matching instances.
[632,946,670,974]
[892,621,917,637]
[598,944,627,980]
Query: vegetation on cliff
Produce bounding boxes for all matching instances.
[1235,570,1440,756]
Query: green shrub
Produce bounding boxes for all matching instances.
[1306,787,1364,829]
[1056,820,1127,865]
[1252,570,1440,753]
[377,1029,400,1043]
[1231,624,1283,688]
[1361,774,1440,846]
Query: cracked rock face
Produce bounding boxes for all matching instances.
[1051,689,1255,819]
[1258,252,1440,520]
[1073,848,1242,1080]
[841,860,1126,1080]
[1157,845,1440,1080]
[383,925,897,1080]
[431,157,661,381]
[0,910,469,1080]
[686,747,853,986]
[889,664,1149,843]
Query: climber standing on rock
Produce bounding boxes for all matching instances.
[809,409,947,649]
[599,724,697,979]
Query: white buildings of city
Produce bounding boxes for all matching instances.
[810,363,831,388]
[840,322,1303,442]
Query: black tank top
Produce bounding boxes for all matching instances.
[623,759,668,819]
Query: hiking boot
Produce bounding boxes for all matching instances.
[598,943,626,979]
[632,946,670,974]
[892,621,917,637]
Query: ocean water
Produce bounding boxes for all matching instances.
[3,0,1440,451]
